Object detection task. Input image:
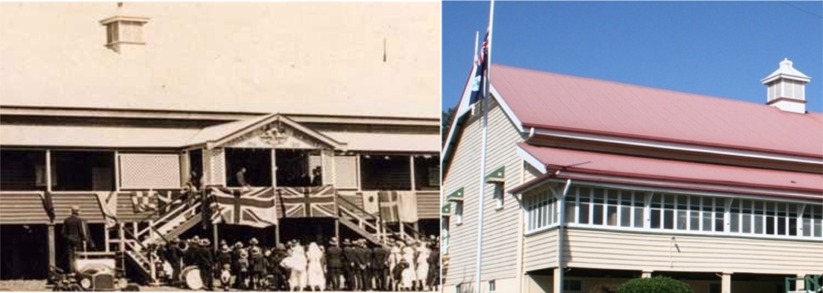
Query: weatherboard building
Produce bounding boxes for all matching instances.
[441,60,822,293]
[0,3,440,282]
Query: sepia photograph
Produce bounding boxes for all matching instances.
[441,1,822,293]
[0,2,441,292]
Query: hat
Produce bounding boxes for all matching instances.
[276,243,286,250]
[234,241,243,248]
[221,244,230,252]
[329,237,338,245]
[249,238,259,245]
[200,239,211,246]
[343,239,351,245]
[70,205,80,214]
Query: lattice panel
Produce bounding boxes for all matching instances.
[210,149,226,186]
[119,153,181,189]
[333,156,357,189]
[322,150,334,187]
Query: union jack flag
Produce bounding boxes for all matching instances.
[210,187,278,228]
[277,185,337,218]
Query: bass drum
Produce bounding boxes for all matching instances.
[180,266,203,290]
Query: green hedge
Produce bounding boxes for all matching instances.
[616,276,693,293]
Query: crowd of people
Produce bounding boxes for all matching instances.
[153,235,440,291]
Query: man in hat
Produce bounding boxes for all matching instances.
[325,237,343,290]
[62,205,90,272]
[196,238,215,291]
[372,240,389,291]
[163,238,183,286]
[271,243,289,290]
[341,238,356,290]
[354,239,371,291]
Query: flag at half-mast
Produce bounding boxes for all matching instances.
[469,30,490,104]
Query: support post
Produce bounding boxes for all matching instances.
[796,274,806,292]
[334,219,340,247]
[275,224,281,246]
[721,272,732,293]
[46,150,53,192]
[118,223,125,252]
[409,155,416,191]
[48,223,56,268]
[553,267,562,293]
[213,224,219,251]
[104,226,110,253]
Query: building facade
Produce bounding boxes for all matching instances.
[441,61,822,293]
[0,2,440,282]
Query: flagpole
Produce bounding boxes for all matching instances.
[475,0,494,292]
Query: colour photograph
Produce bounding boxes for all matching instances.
[441,1,822,293]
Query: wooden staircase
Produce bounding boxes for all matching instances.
[335,194,421,247]
[107,194,218,284]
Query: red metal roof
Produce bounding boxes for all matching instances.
[517,143,823,196]
[492,64,823,158]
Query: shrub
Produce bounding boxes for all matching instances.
[616,276,693,293]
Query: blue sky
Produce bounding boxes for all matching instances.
[442,1,823,113]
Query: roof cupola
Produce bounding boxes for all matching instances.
[761,58,810,114]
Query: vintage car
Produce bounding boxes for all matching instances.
[49,251,135,291]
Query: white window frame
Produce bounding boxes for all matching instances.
[493,183,504,210]
[552,183,823,241]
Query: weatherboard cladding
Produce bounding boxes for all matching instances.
[563,228,823,275]
[491,64,823,158]
[443,99,526,285]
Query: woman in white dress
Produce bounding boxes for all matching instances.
[415,241,430,291]
[401,241,417,290]
[305,242,326,291]
[282,243,308,291]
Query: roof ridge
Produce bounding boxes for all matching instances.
[490,63,822,116]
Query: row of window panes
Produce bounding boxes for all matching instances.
[530,185,823,238]
[524,188,558,231]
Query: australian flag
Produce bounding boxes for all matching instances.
[469,31,490,104]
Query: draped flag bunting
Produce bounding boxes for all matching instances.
[211,187,277,228]
[361,191,379,215]
[38,191,56,222]
[379,190,419,223]
[94,191,118,228]
[397,190,418,223]
[130,190,158,212]
[378,190,399,223]
[278,185,337,218]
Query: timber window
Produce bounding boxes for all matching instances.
[226,148,273,187]
[0,150,46,190]
[563,279,582,292]
[360,155,411,190]
[493,183,504,210]
[413,155,439,190]
[524,187,558,232]
[455,201,463,224]
[558,185,823,240]
[52,151,114,191]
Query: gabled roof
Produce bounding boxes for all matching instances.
[514,143,823,201]
[186,114,344,150]
[492,64,823,158]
